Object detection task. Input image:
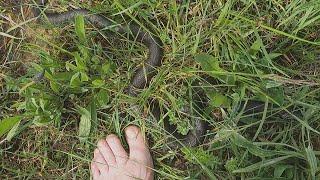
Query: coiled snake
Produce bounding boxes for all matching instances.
[32,0,208,148]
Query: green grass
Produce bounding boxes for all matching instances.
[1,0,320,179]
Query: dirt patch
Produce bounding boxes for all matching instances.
[0,0,32,63]
[0,0,56,66]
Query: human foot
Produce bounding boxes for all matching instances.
[91,126,153,180]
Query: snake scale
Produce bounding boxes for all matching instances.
[32,0,208,148]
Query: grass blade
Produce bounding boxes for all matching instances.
[231,13,320,46]
[0,32,21,39]
[233,155,293,173]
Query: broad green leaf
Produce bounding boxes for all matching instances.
[273,165,293,178]
[249,39,262,55]
[54,72,74,81]
[251,39,262,51]
[268,53,282,60]
[92,79,105,88]
[44,71,55,82]
[102,62,113,76]
[78,44,90,62]
[30,62,43,72]
[74,53,87,71]
[233,155,293,173]
[194,54,222,72]
[65,62,77,71]
[70,72,81,87]
[231,132,275,157]
[5,120,20,141]
[268,87,285,106]
[306,146,318,178]
[33,115,53,125]
[96,89,109,108]
[80,72,89,82]
[50,81,60,93]
[78,107,91,142]
[0,116,22,137]
[39,99,45,111]
[75,15,86,44]
[207,91,230,108]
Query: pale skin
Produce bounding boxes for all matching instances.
[91,126,154,180]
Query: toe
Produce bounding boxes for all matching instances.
[106,134,128,165]
[125,126,153,165]
[91,161,100,179]
[97,139,116,167]
[93,148,109,174]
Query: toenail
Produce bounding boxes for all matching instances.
[106,134,118,142]
[106,134,117,139]
[97,139,106,147]
[126,127,139,138]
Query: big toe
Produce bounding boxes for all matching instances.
[106,134,128,165]
[125,126,152,165]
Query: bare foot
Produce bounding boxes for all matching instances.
[91,126,153,180]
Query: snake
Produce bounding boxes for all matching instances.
[32,0,208,148]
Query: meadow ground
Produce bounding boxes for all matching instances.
[1,0,320,179]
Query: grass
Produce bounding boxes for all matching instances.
[1,0,320,179]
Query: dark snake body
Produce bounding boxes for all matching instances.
[33,1,208,148]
